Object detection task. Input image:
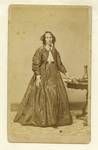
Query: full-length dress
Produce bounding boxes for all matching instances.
[14,46,72,127]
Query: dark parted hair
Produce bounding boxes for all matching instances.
[40,31,56,45]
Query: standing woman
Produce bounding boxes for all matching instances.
[14,31,73,127]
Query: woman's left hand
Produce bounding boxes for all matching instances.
[63,72,72,82]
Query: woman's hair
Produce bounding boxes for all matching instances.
[40,31,56,45]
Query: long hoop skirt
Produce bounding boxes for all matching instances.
[14,61,72,127]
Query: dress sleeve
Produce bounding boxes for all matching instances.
[56,50,67,74]
[32,49,41,75]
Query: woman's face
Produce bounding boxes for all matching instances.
[45,33,53,46]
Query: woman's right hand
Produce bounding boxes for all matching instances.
[36,75,41,87]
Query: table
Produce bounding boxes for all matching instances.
[66,80,88,126]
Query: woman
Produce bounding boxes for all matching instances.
[14,31,73,127]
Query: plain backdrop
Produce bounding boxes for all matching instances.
[8,5,90,104]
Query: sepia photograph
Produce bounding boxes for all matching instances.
[8,5,91,143]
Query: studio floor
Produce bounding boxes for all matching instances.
[8,110,90,144]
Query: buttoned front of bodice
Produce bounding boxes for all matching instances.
[41,47,56,64]
[32,46,67,76]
